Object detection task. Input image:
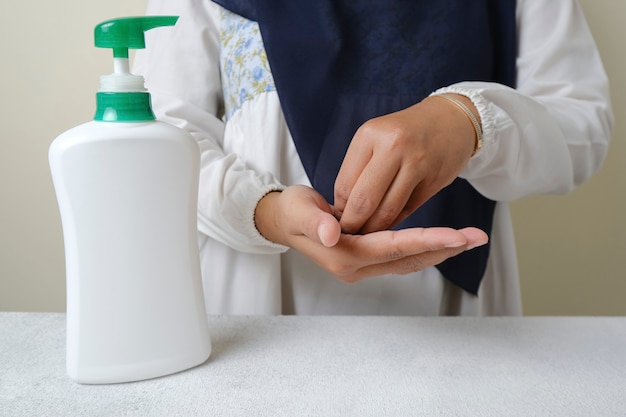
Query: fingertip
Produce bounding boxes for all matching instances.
[330,205,343,221]
[339,221,360,236]
[466,238,488,251]
[459,227,489,250]
[318,217,341,247]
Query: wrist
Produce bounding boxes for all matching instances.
[430,93,483,157]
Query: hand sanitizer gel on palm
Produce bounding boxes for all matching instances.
[49,17,211,384]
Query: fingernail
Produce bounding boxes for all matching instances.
[466,240,488,251]
[318,223,338,247]
[318,224,329,246]
[445,241,465,248]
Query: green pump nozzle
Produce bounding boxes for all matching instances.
[94,16,179,59]
[93,16,178,122]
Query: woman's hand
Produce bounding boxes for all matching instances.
[254,185,488,283]
[333,94,480,234]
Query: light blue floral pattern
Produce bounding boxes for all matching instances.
[220,10,276,120]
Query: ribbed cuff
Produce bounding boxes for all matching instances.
[244,184,290,252]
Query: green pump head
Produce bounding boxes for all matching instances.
[94,16,179,59]
[93,16,178,122]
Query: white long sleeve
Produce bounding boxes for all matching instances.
[447,0,613,201]
[134,1,288,254]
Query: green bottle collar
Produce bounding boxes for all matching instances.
[94,92,155,122]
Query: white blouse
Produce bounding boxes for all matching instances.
[134,0,612,316]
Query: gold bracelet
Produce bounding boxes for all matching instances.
[432,93,483,156]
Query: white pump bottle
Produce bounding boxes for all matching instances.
[49,16,211,384]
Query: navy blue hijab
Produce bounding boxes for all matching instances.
[213,0,517,294]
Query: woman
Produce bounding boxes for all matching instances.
[134,0,612,316]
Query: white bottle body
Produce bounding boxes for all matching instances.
[49,120,211,384]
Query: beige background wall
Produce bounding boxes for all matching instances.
[0,1,624,315]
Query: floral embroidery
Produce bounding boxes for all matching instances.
[220,9,276,120]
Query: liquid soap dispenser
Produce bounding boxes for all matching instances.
[49,17,211,384]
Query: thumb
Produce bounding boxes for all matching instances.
[283,185,342,247]
[316,214,342,247]
[297,200,341,247]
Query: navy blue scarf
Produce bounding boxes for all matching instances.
[213,0,517,295]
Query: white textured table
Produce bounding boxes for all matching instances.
[1,313,625,416]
